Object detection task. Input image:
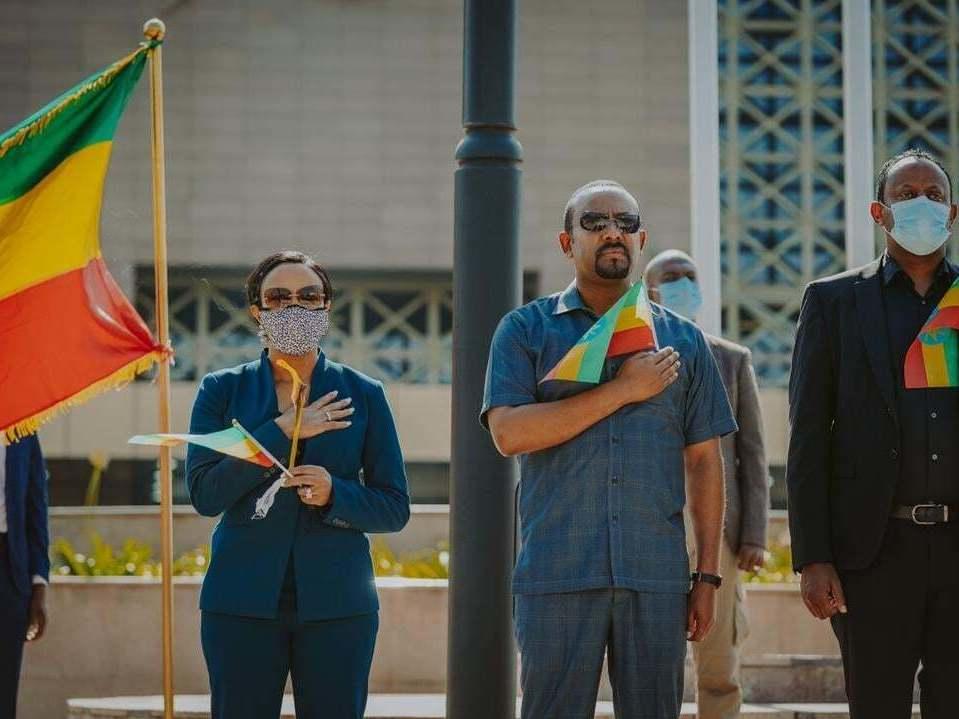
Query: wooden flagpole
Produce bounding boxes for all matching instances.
[143,18,175,719]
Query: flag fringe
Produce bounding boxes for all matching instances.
[0,45,148,160]
[2,350,166,444]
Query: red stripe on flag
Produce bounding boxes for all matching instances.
[903,342,928,388]
[607,326,655,358]
[0,258,163,432]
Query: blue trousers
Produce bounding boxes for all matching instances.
[201,607,378,719]
[515,589,687,719]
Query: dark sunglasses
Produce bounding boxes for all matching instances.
[261,285,327,310]
[579,211,642,234]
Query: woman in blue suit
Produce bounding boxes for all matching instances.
[186,250,410,719]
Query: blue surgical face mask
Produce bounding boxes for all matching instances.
[657,276,703,321]
[884,196,953,256]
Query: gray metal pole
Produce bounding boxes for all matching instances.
[448,0,522,717]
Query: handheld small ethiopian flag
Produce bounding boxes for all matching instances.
[129,420,294,519]
[129,421,279,468]
[541,281,658,384]
[904,276,959,388]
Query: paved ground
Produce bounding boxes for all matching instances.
[66,694,923,718]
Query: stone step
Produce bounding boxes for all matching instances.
[598,653,849,703]
[66,694,922,719]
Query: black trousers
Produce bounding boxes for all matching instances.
[0,535,30,719]
[832,519,959,719]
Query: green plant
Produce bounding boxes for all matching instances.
[83,451,110,506]
[52,535,209,578]
[742,534,798,584]
[52,535,449,579]
[371,539,450,579]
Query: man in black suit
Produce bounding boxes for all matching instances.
[1,434,49,718]
[787,148,959,718]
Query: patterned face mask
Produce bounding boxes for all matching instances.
[258,305,330,355]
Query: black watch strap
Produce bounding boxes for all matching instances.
[690,571,723,588]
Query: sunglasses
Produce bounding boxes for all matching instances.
[579,211,642,234]
[261,285,327,310]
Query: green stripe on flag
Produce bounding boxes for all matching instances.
[0,47,148,204]
[944,332,959,386]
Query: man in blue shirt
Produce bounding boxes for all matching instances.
[482,180,736,719]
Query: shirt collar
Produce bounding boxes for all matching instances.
[553,282,589,315]
[880,251,958,287]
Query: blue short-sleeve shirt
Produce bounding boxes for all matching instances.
[481,282,737,595]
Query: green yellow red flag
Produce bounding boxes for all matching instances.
[129,424,276,468]
[541,282,658,384]
[0,43,168,442]
[904,276,959,388]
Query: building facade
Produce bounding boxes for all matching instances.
[3,0,957,506]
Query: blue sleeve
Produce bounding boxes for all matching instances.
[479,311,538,429]
[322,381,411,533]
[185,372,291,517]
[26,435,50,582]
[684,329,738,445]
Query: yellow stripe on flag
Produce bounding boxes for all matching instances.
[0,141,111,301]
[938,286,959,309]
[614,306,649,331]
[554,344,587,381]
[922,341,950,386]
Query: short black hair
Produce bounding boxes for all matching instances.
[875,148,954,204]
[245,250,333,307]
[563,179,638,234]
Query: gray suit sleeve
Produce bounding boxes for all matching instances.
[735,348,770,549]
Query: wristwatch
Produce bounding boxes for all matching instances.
[690,571,723,588]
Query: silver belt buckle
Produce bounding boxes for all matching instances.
[911,503,946,525]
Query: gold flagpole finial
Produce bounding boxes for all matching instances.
[143,18,166,42]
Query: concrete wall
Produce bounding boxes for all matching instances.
[38,382,451,463]
[0,0,690,297]
[4,0,798,468]
[49,504,450,557]
[36,380,790,467]
[49,505,789,558]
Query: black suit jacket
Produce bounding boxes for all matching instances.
[787,258,905,572]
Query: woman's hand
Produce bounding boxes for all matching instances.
[285,465,333,507]
[275,390,354,439]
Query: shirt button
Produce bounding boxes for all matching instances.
[890,448,899,460]
[932,453,939,462]
[611,436,619,444]
[611,476,619,485]
[931,412,938,419]
[612,514,619,522]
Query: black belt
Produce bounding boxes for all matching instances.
[890,503,955,525]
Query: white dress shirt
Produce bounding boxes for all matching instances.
[0,441,47,585]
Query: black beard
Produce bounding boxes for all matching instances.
[595,253,631,279]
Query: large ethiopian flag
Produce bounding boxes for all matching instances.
[0,43,167,442]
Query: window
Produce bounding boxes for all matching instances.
[135,267,538,383]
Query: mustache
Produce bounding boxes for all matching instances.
[596,243,630,258]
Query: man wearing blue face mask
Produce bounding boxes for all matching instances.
[646,250,769,719]
[788,148,959,718]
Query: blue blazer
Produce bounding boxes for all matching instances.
[186,350,410,621]
[4,434,49,596]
